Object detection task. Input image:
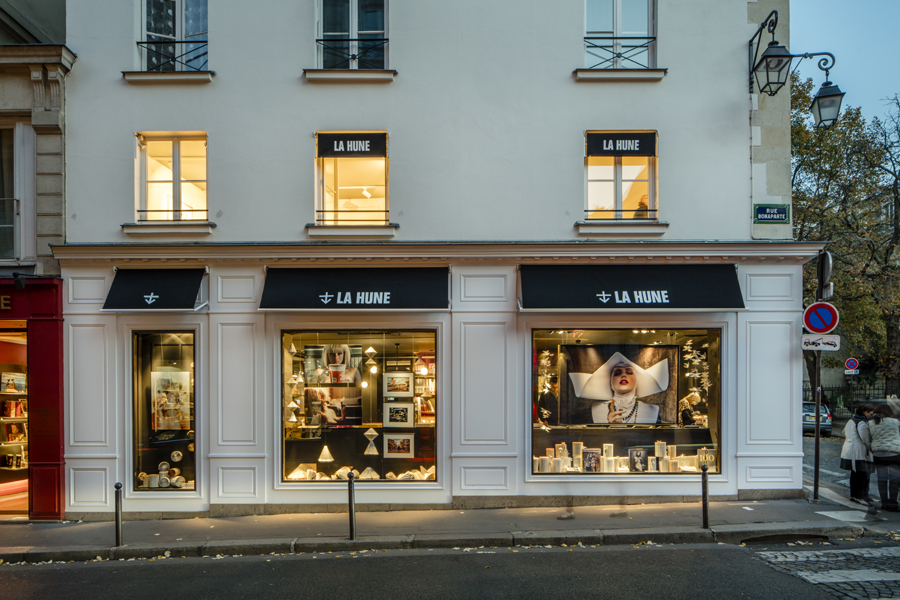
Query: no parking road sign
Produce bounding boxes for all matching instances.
[803,302,839,334]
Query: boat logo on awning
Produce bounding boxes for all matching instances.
[144,293,159,305]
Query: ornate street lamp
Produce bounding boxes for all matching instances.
[749,10,844,127]
[810,80,846,128]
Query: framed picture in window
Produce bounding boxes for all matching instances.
[150,371,192,431]
[383,372,414,398]
[383,402,414,428]
[5,422,26,442]
[384,434,414,459]
[1,372,26,393]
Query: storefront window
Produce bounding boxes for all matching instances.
[281,331,437,482]
[532,329,720,474]
[133,332,196,491]
[0,322,28,514]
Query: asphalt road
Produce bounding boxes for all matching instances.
[0,544,839,600]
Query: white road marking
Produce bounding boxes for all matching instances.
[802,463,845,477]
[795,569,900,584]
[815,510,871,522]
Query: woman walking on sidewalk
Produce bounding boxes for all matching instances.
[868,404,900,512]
[840,404,874,504]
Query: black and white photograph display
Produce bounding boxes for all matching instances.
[629,448,649,472]
[560,344,677,424]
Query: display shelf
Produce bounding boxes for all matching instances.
[0,392,26,396]
[0,466,27,471]
[0,417,27,422]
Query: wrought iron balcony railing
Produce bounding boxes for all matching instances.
[316,38,388,70]
[584,208,658,221]
[138,209,209,222]
[0,198,17,259]
[138,39,209,72]
[315,209,389,226]
[585,36,656,70]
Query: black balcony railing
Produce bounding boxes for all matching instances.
[138,39,209,72]
[584,208,657,221]
[315,209,388,226]
[137,209,208,222]
[585,36,656,69]
[317,38,388,70]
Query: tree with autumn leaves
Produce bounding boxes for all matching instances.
[792,75,900,393]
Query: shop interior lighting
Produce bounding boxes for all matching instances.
[365,347,377,357]
[318,445,334,462]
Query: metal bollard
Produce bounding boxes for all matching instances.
[114,482,123,547]
[348,472,357,541]
[700,465,709,529]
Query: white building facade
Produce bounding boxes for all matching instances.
[58,0,815,518]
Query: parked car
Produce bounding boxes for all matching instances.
[802,402,832,436]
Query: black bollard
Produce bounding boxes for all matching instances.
[348,472,357,541]
[114,482,123,547]
[701,465,709,529]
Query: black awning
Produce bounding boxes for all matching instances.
[519,264,745,310]
[260,267,449,310]
[103,269,206,310]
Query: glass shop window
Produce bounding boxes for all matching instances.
[585,131,657,221]
[532,329,720,475]
[315,132,388,226]
[281,331,437,482]
[133,332,196,491]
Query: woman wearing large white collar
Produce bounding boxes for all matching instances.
[569,352,667,424]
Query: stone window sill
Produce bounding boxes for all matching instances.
[122,71,216,83]
[575,220,669,237]
[305,224,398,239]
[303,69,397,83]
[122,222,216,234]
[574,68,667,82]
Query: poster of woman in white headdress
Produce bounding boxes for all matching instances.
[560,345,678,424]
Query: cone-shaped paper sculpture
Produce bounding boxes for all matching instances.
[287,412,298,423]
[364,428,379,442]
[317,445,334,462]
[364,440,379,455]
[287,400,300,409]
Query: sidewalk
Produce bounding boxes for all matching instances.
[1,497,898,564]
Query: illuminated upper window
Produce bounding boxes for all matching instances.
[585,131,657,221]
[316,132,388,226]
[137,134,207,222]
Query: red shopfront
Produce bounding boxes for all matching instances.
[0,278,64,520]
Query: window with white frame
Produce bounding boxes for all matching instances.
[0,123,35,262]
[137,134,207,222]
[315,132,388,226]
[319,0,387,70]
[142,0,208,72]
[585,0,655,69]
[585,132,657,221]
